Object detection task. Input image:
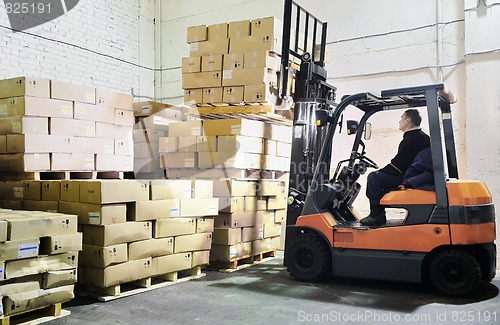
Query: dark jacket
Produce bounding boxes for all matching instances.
[380,129,430,176]
[402,147,435,190]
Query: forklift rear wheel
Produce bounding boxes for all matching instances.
[285,234,330,282]
[429,249,482,297]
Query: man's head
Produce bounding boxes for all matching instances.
[399,109,422,132]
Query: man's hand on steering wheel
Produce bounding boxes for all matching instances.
[353,152,379,169]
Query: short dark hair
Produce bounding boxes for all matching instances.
[404,109,422,126]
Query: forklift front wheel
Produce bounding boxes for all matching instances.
[429,249,482,297]
[285,234,331,282]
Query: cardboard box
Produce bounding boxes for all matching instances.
[244,84,278,103]
[263,222,282,238]
[74,103,115,124]
[223,53,244,70]
[95,122,132,139]
[96,88,133,110]
[203,118,265,137]
[80,243,128,268]
[198,151,262,169]
[223,86,244,103]
[178,136,198,152]
[264,139,277,156]
[51,80,95,104]
[160,153,197,168]
[72,137,114,155]
[0,134,6,153]
[202,87,223,103]
[213,228,241,245]
[150,179,192,200]
[179,198,218,217]
[210,242,252,261]
[50,117,95,137]
[274,209,287,223]
[114,109,135,127]
[2,285,74,316]
[158,137,178,153]
[244,196,267,211]
[94,153,131,171]
[187,25,207,43]
[7,134,73,154]
[182,71,222,89]
[192,180,213,198]
[169,120,203,137]
[0,181,23,201]
[182,57,201,73]
[134,158,161,174]
[39,233,83,255]
[0,96,73,118]
[152,253,191,275]
[208,23,228,41]
[184,89,203,103]
[22,200,59,212]
[262,155,290,171]
[222,68,278,87]
[189,39,229,56]
[242,226,264,242]
[0,77,50,99]
[202,54,223,72]
[1,200,23,210]
[42,180,61,201]
[43,269,77,289]
[128,237,174,260]
[134,129,167,144]
[83,222,152,246]
[277,141,292,157]
[0,153,50,172]
[230,35,281,54]
[196,217,214,233]
[257,180,286,196]
[219,197,245,213]
[0,115,48,135]
[5,252,78,279]
[251,17,281,36]
[192,250,210,267]
[214,212,257,228]
[196,136,216,152]
[82,258,152,288]
[154,218,196,238]
[217,135,264,154]
[59,202,127,225]
[134,143,160,158]
[0,260,4,281]
[229,20,251,38]
[4,212,78,240]
[252,236,280,253]
[265,123,292,143]
[115,138,134,156]
[79,180,149,204]
[244,50,281,69]
[0,220,7,242]
[0,281,40,297]
[174,233,212,253]
[23,180,41,201]
[267,195,288,209]
[133,101,174,117]
[213,180,257,197]
[127,199,181,221]
[0,238,39,261]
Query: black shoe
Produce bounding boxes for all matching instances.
[360,212,387,226]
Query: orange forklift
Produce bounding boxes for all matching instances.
[280,1,496,297]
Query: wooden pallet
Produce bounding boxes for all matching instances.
[165,168,289,180]
[77,266,205,302]
[209,249,277,273]
[0,171,126,181]
[187,105,292,126]
[0,303,70,325]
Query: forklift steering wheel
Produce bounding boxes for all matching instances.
[354,152,379,169]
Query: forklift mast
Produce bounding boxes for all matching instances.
[280,0,337,232]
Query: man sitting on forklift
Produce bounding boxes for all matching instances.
[360,109,430,226]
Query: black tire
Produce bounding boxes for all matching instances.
[285,234,331,282]
[429,249,482,297]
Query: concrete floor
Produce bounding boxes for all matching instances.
[49,253,500,325]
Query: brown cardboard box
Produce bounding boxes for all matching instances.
[202,54,223,72]
[198,151,262,169]
[80,243,127,268]
[187,25,207,43]
[2,285,74,316]
[189,39,229,56]
[0,238,39,261]
[222,86,244,103]
[115,138,134,156]
[150,179,192,200]
[251,17,281,36]
[202,87,223,103]
[202,118,265,137]
[0,115,48,134]
[277,141,292,157]
[182,71,222,89]
[179,198,219,217]
[96,154,132,172]
[0,77,50,99]
[7,134,73,154]
[83,222,152,246]
[213,228,241,245]
[0,220,7,242]
[42,180,61,201]
[264,139,277,156]
[39,233,83,255]
[1,200,23,210]
[0,96,73,118]
[213,180,257,197]
[252,236,280,253]
[0,153,50,172]
[160,153,197,168]
[0,134,6,153]
[174,233,212,253]
[0,281,40,297]
[133,101,174,117]
[0,181,23,201]
[23,180,41,201]
[154,218,196,238]
[128,237,174,260]
[219,197,245,213]
[134,129,167,143]
[263,222,282,238]
[210,242,252,261]
[230,35,281,53]
[82,258,152,288]
[196,136,216,152]
[262,155,290,171]
[95,122,132,139]
[79,180,149,204]
[244,196,267,211]
[152,253,191,275]
[178,136,198,152]
[51,80,95,104]
[74,103,115,124]
[50,117,95,137]
[217,135,265,154]
[59,202,127,225]
[222,68,278,87]
[264,123,293,143]
[244,50,281,69]
[214,212,256,228]
[43,269,77,289]
[4,212,78,240]
[229,20,251,38]
[169,120,203,137]
[96,89,133,111]
[267,195,288,209]
[114,109,135,126]
[134,143,160,158]
[223,53,244,70]
[208,23,228,41]
[5,252,78,279]
[196,217,214,233]
[257,180,286,196]
[72,137,114,155]
[192,250,210,267]
[192,180,213,198]
[184,89,203,103]
[127,199,181,221]
[182,57,201,73]
[23,200,59,212]
[274,209,287,223]
[242,226,264,242]
[244,84,278,103]
[158,137,178,153]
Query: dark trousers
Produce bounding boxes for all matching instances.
[366,171,402,208]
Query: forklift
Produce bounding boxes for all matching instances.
[280,0,496,297]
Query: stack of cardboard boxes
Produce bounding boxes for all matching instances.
[0,76,134,173]
[182,17,282,106]
[0,181,23,210]
[0,209,81,317]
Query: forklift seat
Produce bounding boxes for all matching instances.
[380,189,436,205]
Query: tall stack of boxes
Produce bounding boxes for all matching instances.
[0,76,134,173]
[0,209,81,317]
[182,17,282,106]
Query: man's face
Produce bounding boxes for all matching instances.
[399,113,410,132]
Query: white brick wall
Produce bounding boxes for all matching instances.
[0,0,153,97]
